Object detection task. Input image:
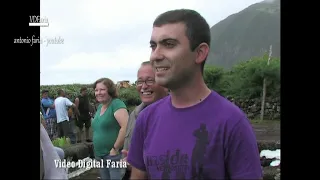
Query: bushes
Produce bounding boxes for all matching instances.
[52,137,71,148]
[40,84,95,103]
[118,86,141,106]
[205,54,280,100]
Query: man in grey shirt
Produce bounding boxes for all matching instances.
[122,61,168,180]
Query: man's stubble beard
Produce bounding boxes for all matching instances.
[156,68,195,91]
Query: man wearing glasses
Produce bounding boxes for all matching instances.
[121,61,168,180]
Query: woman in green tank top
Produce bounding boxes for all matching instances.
[92,78,129,180]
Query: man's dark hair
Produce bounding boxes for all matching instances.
[80,87,87,93]
[141,61,151,66]
[41,90,49,94]
[57,89,64,96]
[153,9,211,74]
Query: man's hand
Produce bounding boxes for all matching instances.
[74,107,80,116]
[122,149,131,170]
[109,148,118,156]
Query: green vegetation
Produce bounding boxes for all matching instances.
[52,137,71,148]
[206,0,280,68]
[207,54,280,99]
[40,54,280,108]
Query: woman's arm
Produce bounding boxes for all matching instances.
[112,108,129,151]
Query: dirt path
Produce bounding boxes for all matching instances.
[252,121,280,141]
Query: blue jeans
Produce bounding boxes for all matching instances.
[95,154,125,180]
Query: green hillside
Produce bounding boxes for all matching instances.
[207,0,280,69]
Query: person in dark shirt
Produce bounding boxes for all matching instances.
[75,87,92,143]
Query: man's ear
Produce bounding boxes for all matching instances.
[195,43,209,65]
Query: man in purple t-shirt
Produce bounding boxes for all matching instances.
[127,9,263,180]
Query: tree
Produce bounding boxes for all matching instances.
[224,54,280,99]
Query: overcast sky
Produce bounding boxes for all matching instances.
[40,0,263,85]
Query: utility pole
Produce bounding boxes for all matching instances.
[260,45,272,121]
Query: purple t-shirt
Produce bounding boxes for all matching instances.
[127,91,263,179]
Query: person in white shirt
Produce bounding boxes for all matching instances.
[55,89,79,144]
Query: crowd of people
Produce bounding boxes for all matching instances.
[40,87,95,144]
[40,86,96,179]
[40,9,263,180]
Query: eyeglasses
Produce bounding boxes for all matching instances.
[136,79,155,87]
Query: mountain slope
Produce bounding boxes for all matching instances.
[206,0,280,69]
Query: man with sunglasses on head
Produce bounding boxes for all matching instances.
[121,61,168,180]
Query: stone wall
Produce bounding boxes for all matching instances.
[226,97,280,120]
